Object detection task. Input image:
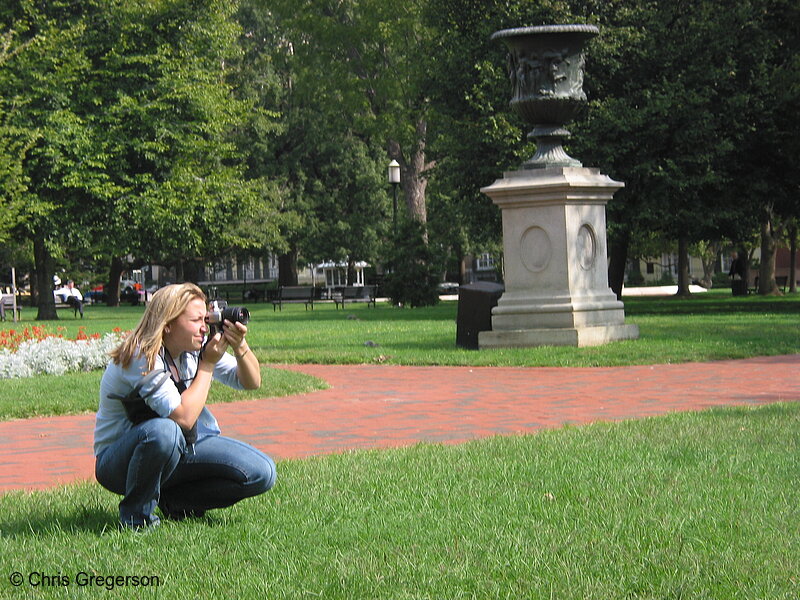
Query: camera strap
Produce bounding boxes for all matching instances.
[108,370,171,425]
[162,349,198,454]
[109,350,199,454]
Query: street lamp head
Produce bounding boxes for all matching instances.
[388,159,400,185]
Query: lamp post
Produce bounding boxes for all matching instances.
[388,159,400,237]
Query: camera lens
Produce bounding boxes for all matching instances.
[222,306,250,325]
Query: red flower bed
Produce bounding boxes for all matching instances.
[0,326,116,352]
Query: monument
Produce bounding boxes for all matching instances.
[479,24,638,348]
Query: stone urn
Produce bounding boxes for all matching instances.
[479,23,638,348]
[491,24,599,168]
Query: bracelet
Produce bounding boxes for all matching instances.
[235,348,251,360]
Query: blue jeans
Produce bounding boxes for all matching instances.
[95,418,276,527]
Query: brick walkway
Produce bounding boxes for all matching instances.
[1,355,798,493]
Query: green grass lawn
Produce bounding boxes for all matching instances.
[4,289,799,368]
[248,290,800,366]
[1,290,798,598]
[0,365,327,421]
[1,401,798,599]
[1,289,798,420]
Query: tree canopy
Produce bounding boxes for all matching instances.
[1,0,797,314]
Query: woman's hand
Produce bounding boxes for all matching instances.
[223,320,248,354]
[224,320,260,390]
[200,330,228,365]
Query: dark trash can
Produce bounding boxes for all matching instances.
[731,280,748,296]
[456,282,504,350]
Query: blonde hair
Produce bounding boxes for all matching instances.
[110,283,206,370]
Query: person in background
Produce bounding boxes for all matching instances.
[57,279,85,318]
[728,251,748,296]
[728,251,746,281]
[0,288,10,321]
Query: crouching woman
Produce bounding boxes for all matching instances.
[93,283,275,529]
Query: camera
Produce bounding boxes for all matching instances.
[206,299,250,337]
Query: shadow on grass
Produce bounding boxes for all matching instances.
[0,501,117,537]
[251,294,800,322]
[624,294,800,316]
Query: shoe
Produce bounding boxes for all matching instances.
[158,501,205,521]
[119,515,161,531]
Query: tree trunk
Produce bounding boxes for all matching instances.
[33,234,58,320]
[789,223,797,293]
[460,254,471,285]
[29,265,38,308]
[182,259,200,284]
[278,250,298,286]
[628,257,643,285]
[106,256,125,306]
[676,236,692,296]
[175,261,184,283]
[607,231,629,300]
[388,118,431,228]
[698,240,720,289]
[758,214,780,295]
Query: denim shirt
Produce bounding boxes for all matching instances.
[93,348,242,456]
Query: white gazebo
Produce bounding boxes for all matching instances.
[313,261,368,289]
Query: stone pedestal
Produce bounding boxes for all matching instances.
[478,166,639,348]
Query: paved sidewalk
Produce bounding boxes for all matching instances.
[1,355,798,493]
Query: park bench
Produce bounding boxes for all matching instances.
[54,297,84,317]
[751,275,789,293]
[0,294,86,319]
[271,286,315,311]
[333,285,377,309]
[1,294,22,321]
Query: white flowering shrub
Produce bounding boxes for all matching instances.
[0,331,126,379]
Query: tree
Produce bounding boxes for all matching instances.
[2,0,273,314]
[384,220,440,307]
[90,0,276,295]
[727,0,800,295]
[250,0,400,284]
[573,0,800,297]
[1,1,101,318]
[0,27,35,246]
[420,0,533,282]
[297,135,388,282]
[229,0,295,276]
[269,0,440,229]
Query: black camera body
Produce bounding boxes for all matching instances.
[206,299,250,337]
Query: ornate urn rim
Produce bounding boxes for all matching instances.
[491,23,600,169]
[490,24,599,41]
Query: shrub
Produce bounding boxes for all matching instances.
[384,220,440,308]
[658,270,675,285]
[712,271,733,288]
[0,330,126,379]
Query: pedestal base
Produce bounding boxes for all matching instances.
[479,323,639,348]
[489,289,626,330]
[479,166,639,349]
